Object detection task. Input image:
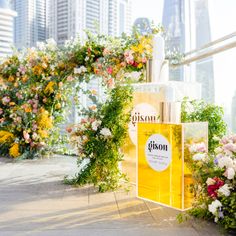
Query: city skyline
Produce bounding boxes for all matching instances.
[11,0,132,48]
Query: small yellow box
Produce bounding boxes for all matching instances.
[137,122,208,210]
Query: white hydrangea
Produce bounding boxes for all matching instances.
[100,128,112,137]
[218,184,231,197]
[91,120,102,131]
[208,199,222,215]
[218,156,234,169]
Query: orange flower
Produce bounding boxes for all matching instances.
[24,106,32,113]
[22,76,28,83]
[8,76,15,82]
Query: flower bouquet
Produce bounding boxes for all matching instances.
[182,134,236,230]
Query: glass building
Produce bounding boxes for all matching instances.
[0,0,16,58]
[12,0,46,49]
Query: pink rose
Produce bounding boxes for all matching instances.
[23,131,30,142]
[107,67,113,75]
[67,76,74,81]
[142,57,147,63]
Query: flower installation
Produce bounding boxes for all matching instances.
[179,134,236,230]
[0,26,162,190]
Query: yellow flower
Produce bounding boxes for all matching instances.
[137,63,143,69]
[44,81,56,94]
[38,129,48,138]
[32,65,43,75]
[0,131,14,143]
[55,93,62,99]
[37,109,53,129]
[9,143,20,158]
[55,103,61,109]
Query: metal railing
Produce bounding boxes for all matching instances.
[178,31,236,66]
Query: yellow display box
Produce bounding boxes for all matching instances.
[137,122,208,210]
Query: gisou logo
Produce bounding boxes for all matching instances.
[131,112,160,127]
[145,134,171,172]
[147,140,168,152]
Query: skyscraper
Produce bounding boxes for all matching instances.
[162,0,214,102]
[194,0,214,102]
[108,0,132,36]
[0,0,17,58]
[162,0,185,82]
[12,0,46,49]
[48,0,132,45]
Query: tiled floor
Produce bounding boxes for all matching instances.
[0,156,229,236]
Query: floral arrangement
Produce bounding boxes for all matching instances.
[63,28,162,191]
[0,26,163,191]
[0,26,162,159]
[0,39,77,159]
[180,134,236,231]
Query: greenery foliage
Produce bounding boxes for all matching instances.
[181,98,227,153]
[65,85,133,192]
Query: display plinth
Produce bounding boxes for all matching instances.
[137,122,208,210]
[121,82,201,183]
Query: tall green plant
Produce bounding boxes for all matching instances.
[181,98,227,153]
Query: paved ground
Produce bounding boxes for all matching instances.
[0,155,230,236]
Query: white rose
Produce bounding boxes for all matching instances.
[226,167,235,180]
[208,200,222,215]
[192,153,206,161]
[91,120,102,131]
[206,177,216,186]
[218,156,234,169]
[100,128,112,137]
[218,184,231,197]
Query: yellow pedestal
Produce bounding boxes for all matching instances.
[137,122,208,210]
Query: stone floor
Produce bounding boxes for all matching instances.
[0,155,231,236]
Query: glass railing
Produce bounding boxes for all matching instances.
[171,31,236,133]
